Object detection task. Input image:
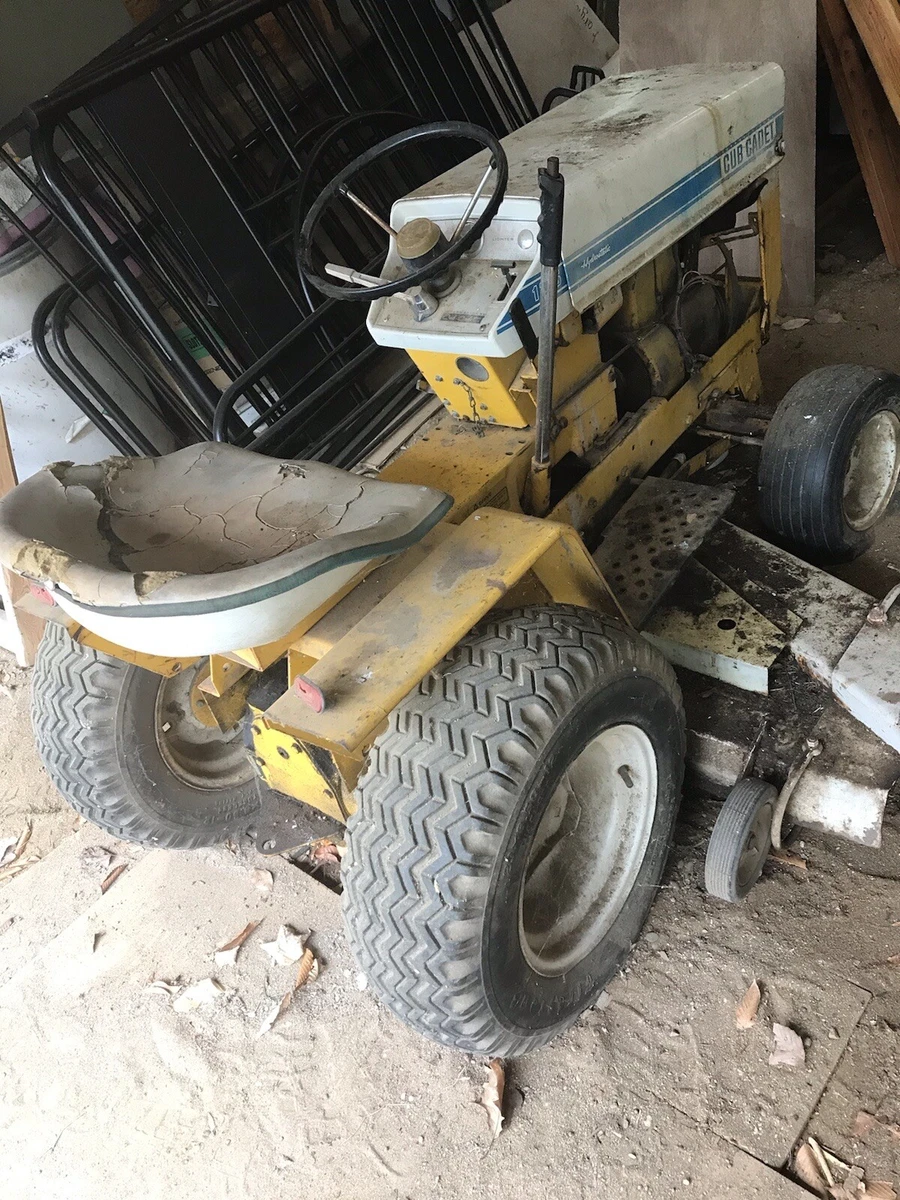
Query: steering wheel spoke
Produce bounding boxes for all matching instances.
[298,121,509,303]
[338,186,398,239]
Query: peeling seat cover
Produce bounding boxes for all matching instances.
[0,443,452,615]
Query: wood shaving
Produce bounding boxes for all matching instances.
[735,980,761,1029]
[808,1138,834,1187]
[100,864,127,893]
[294,947,319,989]
[172,978,225,1012]
[146,980,180,998]
[794,1143,827,1193]
[260,925,306,966]
[478,1060,505,1139]
[214,921,259,967]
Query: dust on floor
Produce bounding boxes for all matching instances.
[1,257,899,1199]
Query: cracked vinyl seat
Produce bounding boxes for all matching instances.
[0,442,452,655]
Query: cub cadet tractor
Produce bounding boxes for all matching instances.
[4,63,900,1057]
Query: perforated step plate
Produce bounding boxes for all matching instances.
[592,477,734,628]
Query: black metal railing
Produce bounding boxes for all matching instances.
[0,0,538,465]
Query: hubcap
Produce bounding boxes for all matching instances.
[154,666,254,791]
[737,799,774,891]
[519,724,658,977]
[843,410,900,531]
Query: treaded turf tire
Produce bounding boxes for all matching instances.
[759,365,900,557]
[342,605,685,1057]
[32,622,259,848]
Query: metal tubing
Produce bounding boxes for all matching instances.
[50,289,162,455]
[22,0,290,128]
[32,287,140,456]
[530,156,565,515]
[469,0,539,122]
[29,128,221,419]
[534,259,558,469]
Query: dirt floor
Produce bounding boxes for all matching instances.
[2,256,900,1200]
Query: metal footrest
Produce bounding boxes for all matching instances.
[592,477,734,627]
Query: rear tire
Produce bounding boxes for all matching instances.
[32,622,259,848]
[759,365,900,557]
[342,605,685,1056]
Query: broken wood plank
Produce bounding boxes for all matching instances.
[819,0,900,266]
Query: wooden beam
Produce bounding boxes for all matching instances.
[844,0,900,124]
[819,0,900,266]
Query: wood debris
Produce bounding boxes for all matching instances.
[80,844,118,874]
[794,1142,828,1192]
[260,925,307,966]
[308,838,345,868]
[0,822,32,875]
[769,1022,806,1068]
[100,863,127,893]
[478,1059,505,1139]
[827,1164,865,1198]
[256,944,320,1037]
[768,847,808,871]
[146,980,180,998]
[251,867,274,900]
[214,921,259,967]
[855,1111,900,1140]
[867,1183,898,1200]
[257,989,293,1038]
[808,1137,835,1188]
[294,947,319,989]
[735,980,762,1029]
[852,1111,877,1139]
[172,978,226,1012]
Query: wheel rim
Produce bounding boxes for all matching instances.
[519,724,658,977]
[736,800,774,891]
[154,666,254,791]
[842,410,900,531]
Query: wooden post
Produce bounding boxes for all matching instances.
[819,0,900,266]
[0,401,44,666]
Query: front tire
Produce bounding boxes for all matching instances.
[342,606,685,1057]
[759,365,900,557]
[32,622,259,848]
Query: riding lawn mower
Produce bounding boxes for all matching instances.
[3,62,900,1057]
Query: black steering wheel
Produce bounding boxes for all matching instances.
[297,121,509,302]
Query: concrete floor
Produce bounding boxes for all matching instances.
[2,257,900,1199]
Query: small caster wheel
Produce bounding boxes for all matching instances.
[705,778,777,902]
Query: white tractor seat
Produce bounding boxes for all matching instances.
[0,442,451,656]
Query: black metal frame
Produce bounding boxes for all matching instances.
[0,0,538,465]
